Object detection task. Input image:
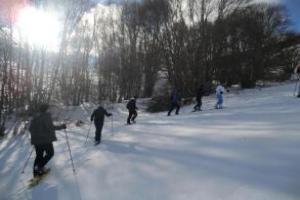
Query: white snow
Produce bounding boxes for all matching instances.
[1,82,300,200]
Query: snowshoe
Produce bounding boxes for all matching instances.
[29,168,50,188]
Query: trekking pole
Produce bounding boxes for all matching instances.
[64,129,83,200]
[64,129,76,173]
[111,115,114,136]
[297,75,300,97]
[84,122,92,146]
[111,101,114,135]
[21,147,34,174]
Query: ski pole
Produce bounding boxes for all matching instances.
[21,147,34,174]
[64,129,76,173]
[84,122,92,146]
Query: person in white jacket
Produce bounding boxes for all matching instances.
[294,64,300,97]
[215,83,225,109]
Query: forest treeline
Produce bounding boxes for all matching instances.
[0,0,299,134]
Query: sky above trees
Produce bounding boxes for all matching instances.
[261,0,300,31]
[91,0,300,32]
[259,0,300,31]
[282,0,300,31]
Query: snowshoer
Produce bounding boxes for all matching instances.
[91,105,112,145]
[168,90,181,116]
[193,85,204,111]
[29,104,66,177]
[126,97,138,124]
[215,83,225,109]
[294,64,300,97]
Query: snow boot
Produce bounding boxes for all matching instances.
[33,166,50,177]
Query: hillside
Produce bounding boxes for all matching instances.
[0,82,300,200]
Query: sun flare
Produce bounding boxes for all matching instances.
[15,6,61,51]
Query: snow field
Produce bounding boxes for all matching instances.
[0,82,300,200]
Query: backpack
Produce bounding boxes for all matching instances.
[127,100,135,110]
[29,115,43,135]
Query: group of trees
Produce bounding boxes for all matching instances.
[114,0,299,96]
[0,0,299,134]
[89,0,300,99]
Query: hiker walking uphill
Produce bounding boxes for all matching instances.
[29,104,66,177]
[294,64,300,97]
[91,105,112,145]
[215,83,225,109]
[168,90,181,116]
[127,97,138,125]
[193,85,204,112]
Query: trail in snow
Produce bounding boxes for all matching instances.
[1,82,300,200]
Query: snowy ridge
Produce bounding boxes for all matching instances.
[0,82,300,200]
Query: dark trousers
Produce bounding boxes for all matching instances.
[168,102,180,115]
[34,143,54,171]
[127,110,137,124]
[95,123,103,142]
[194,98,202,111]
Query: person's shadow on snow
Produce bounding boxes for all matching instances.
[103,140,139,155]
[31,183,58,200]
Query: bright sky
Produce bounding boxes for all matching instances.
[1,0,298,51]
[93,0,300,32]
[14,6,61,51]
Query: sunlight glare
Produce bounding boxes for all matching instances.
[15,6,61,51]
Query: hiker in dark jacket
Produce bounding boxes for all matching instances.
[193,85,204,111]
[91,106,112,144]
[168,90,181,116]
[29,104,66,177]
[126,97,138,124]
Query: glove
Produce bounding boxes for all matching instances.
[61,124,67,129]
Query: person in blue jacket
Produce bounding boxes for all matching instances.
[168,90,181,116]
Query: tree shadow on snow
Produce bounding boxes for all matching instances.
[31,183,58,200]
[102,136,300,199]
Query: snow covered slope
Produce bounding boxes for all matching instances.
[1,82,300,200]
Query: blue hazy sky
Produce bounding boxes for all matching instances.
[282,0,300,32]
